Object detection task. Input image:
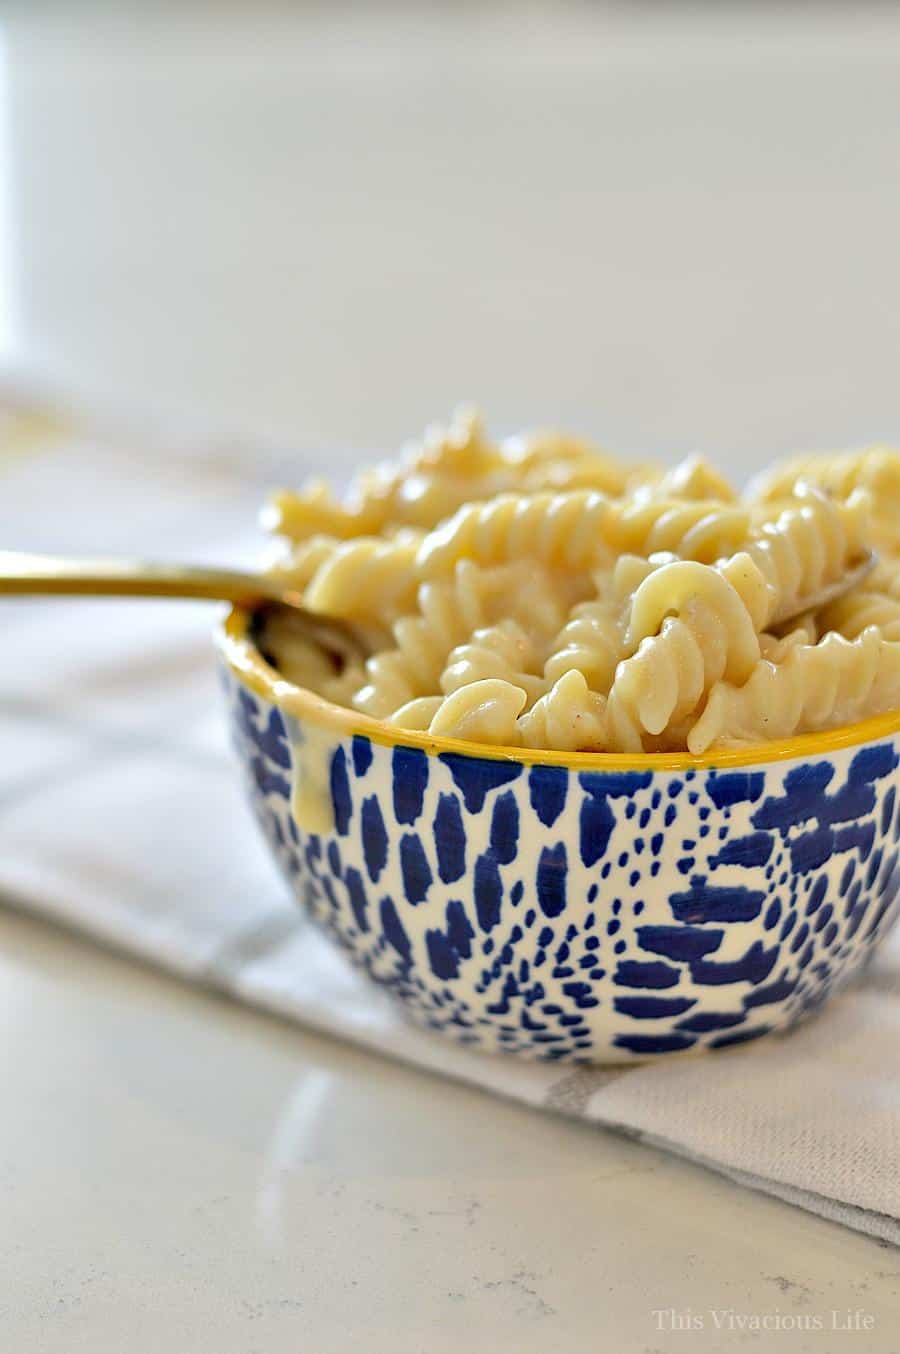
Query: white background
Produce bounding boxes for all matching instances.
[4,2,900,470]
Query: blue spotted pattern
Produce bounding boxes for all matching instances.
[223,666,900,1063]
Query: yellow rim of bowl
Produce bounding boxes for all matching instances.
[218,606,900,771]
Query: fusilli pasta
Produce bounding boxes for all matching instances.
[689,629,900,753]
[259,410,896,754]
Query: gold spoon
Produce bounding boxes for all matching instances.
[769,551,878,627]
[0,546,878,648]
[0,551,369,668]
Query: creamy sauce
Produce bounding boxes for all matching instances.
[286,714,338,835]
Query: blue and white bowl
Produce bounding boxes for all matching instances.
[219,607,900,1063]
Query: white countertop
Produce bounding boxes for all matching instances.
[4,3,900,1347]
[3,907,898,1353]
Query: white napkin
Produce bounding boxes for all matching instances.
[3,400,900,1246]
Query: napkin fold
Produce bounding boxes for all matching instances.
[3,398,900,1246]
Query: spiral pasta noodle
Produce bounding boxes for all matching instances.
[418,490,762,578]
[440,619,547,704]
[266,407,498,540]
[352,562,505,719]
[352,559,572,721]
[303,537,422,623]
[518,670,607,751]
[689,629,900,753]
[748,446,900,554]
[606,499,752,563]
[748,446,900,512]
[269,407,637,544]
[741,483,871,627]
[647,453,737,503]
[416,490,617,577]
[543,597,625,693]
[428,679,527,744]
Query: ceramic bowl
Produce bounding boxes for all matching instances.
[218,607,900,1063]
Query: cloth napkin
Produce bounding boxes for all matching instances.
[3,393,900,1247]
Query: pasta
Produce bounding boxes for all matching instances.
[741,483,870,627]
[267,408,636,542]
[605,498,752,563]
[260,410,900,753]
[599,556,768,752]
[519,670,607,752]
[417,491,760,577]
[818,589,900,642]
[416,490,617,577]
[350,558,579,720]
[747,446,900,554]
[543,596,624,692]
[689,629,900,753]
[440,619,547,705]
[646,453,737,503]
[747,446,900,511]
[429,679,528,744]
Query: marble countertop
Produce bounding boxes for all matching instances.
[3,907,898,1353]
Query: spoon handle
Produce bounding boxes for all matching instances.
[0,551,289,608]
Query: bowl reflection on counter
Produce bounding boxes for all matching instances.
[218,607,900,1064]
